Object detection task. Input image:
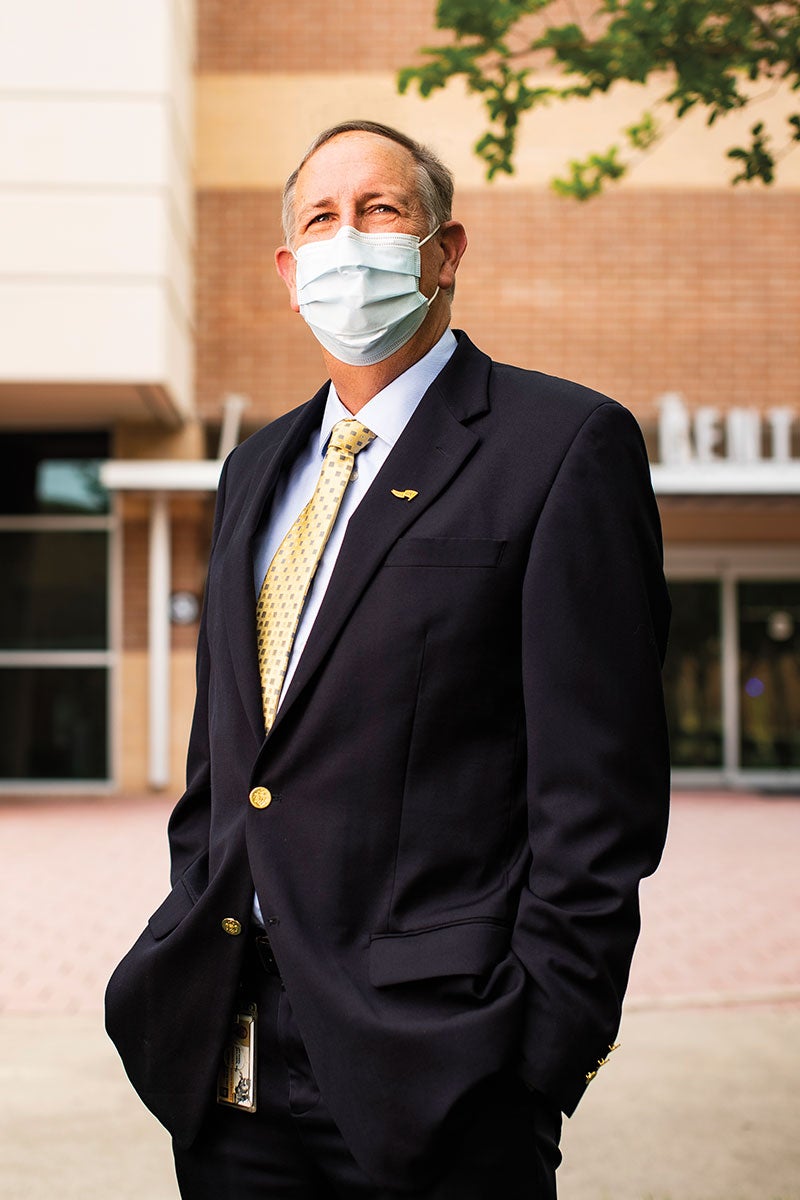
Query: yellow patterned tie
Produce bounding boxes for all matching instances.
[256,418,376,732]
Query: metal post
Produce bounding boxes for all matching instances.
[148,491,171,790]
[217,393,249,460]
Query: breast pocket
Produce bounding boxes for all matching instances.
[384,537,506,569]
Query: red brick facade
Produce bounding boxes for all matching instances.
[196,188,800,429]
[196,0,602,73]
[197,0,449,72]
[121,497,214,653]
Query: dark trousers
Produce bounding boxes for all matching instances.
[173,936,561,1199]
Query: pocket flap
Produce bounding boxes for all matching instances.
[147,878,193,940]
[369,919,509,987]
[385,537,506,568]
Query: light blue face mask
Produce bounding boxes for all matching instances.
[293,225,440,366]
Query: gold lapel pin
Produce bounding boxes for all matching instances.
[390,489,418,502]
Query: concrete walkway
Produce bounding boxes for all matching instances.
[1,790,799,1199]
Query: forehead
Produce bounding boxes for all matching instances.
[295,132,420,205]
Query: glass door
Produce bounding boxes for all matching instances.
[666,552,800,786]
[738,582,800,770]
[662,580,723,768]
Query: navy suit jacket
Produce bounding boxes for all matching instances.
[106,331,670,1187]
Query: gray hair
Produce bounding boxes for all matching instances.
[281,120,454,248]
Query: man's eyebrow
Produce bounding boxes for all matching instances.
[298,190,413,219]
[300,197,335,216]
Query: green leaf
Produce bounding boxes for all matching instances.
[626,110,659,151]
[727,122,775,185]
[552,147,627,200]
[398,0,800,197]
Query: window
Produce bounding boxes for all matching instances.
[739,582,800,769]
[666,556,800,783]
[0,433,113,786]
[663,581,722,768]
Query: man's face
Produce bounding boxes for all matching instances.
[276,132,446,313]
[294,132,428,245]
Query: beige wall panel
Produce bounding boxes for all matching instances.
[164,284,195,422]
[196,73,483,191]
[170,0,197,192]
[170,651,198,791]
[0,193,171,279]
[195,73,800,192]
[0,281,189,397]
[118,652,148,792]
[0,3,195,416]
[0,99,170,188]
[0,0,173,93]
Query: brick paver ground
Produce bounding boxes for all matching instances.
[0,792,172,1016]
[629,789,800,1008]
[2,788,799,1200]
[1,788,798,1015]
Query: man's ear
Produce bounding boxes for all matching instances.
[275,246,299,313]
[436,221,468,294]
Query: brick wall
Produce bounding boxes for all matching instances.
[196,0,601,72]
[121,496,214,653]
[196,187,800,428]
[197,0,448,72]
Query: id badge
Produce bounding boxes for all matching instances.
[217,1002,257,1112]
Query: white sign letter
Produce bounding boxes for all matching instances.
[694,408,721,462]
[726,409,762,463]
[767,409,794,462]
[658,393,692,466]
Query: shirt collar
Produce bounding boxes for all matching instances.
[317,328,458,456]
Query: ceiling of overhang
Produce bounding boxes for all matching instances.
[0,382,186,430]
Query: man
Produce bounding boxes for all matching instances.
[107,120,670,1198]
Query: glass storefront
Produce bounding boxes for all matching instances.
[663,581,722,768]
[0,433,113,786]
[665,569,800,784]
[0,530,108,651]
[0,666,108,779]
[739,582,800,770]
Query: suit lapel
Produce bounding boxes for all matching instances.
[219,389,328,747]
[270,334,491,735]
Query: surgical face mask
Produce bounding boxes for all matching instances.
[293,225,440,366]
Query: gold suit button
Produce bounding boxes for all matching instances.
[249,786,272,809]
[221,917,242,936]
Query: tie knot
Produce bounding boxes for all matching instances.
[328,419,375,457]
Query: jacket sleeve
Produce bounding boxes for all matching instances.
[512,400,671,1115]
[166,455,231,886]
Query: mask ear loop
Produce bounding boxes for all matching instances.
[418,225,440,249]
[418,226,441,305]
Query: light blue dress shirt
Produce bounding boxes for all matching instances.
[251,328,457,925]
[252,327,456,706]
